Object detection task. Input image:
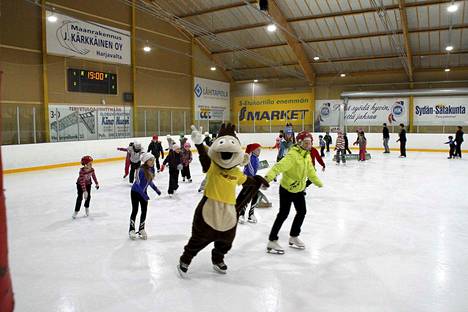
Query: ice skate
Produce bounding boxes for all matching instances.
[72,211,78,219]
[138,229,147,240]
[129,230,137,240]
[267,240,284,254]
[177,261,189,278]
[212,262,227,274]
[169,194,173,198]
[247,214,257,224]
[182,178,186,182]
[289,236,305,249]
[85,207,89,217]
[238,215,246,224]
[188,179,192,183]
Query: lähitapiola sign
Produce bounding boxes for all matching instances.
[46,11,131,65]
[194,77,230,121]
[413,96,468,125]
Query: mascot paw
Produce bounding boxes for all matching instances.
[190,125,205,145]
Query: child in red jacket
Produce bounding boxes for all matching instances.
[73,156,99,219]
[310,136,326,171]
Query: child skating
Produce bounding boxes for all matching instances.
[129,153,161,240]
[118,142,143,183]
[73,156,99,219]
[162,144,182,197]
[239,143,262,224]
[181,142,193,182]
[147,135,164,172]
[335,131,346,164]
[353,130,367,161]
[445,136,456,159]
[319,135,326,157]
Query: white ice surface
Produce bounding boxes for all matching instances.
[5,150,468,312]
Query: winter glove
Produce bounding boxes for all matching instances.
[177,164,183,171]
[83,191,89,200]
[160,165,165,172]
[305,179,312,188]
[190,125,205,145]
[95,184,100,190]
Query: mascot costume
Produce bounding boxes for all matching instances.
[178,124,269,277]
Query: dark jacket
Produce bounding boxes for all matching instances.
[383,127,390,139]
[324,134,332,144]
[148,141,164,158]
[163,150,182,170]
[455,130,464,143]
[344,135,349,148]
[398,129,407,142]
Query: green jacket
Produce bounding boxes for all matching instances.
[265,145,323,193]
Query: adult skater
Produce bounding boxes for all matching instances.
[177,124,268,277]
[264,131,323,254]
[73,156,99,219]
[454,126,464,158]
[129,153,161,240]
[397,123,407,158]
[147,135,164,172]
[324,131,332,152]
[382,123,390,153]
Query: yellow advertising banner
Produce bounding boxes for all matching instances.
[232,92,314,126]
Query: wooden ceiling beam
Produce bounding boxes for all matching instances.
[196,0,451,37]
[226,50,468,71]
[179,0,257,19]
[398,0,414,81]
[267,0,316,85]
[211,23,468,55]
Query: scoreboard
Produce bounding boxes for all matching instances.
[67,68,117,94]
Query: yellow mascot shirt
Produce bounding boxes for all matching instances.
[204,163,247,205]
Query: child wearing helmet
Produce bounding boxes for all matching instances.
[264,131,323,254]
[181,142,193,183]
[129,152,161,240]
[73,156,99,219]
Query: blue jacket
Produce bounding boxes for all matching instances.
[131,167,160,201]
[243,154,259,177]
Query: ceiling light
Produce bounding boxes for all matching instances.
[447,4,458,12]
[267,24,277,32]
[143,46,151,52]
[313,56,320,61]
[254,79,258,83]
[445,68,451,72]
[47,14,58,23]
[210,66,216,71]
[340,73,346,77]
[445,45,454,51]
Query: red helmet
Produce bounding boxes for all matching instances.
[152,134,158,140]
[81,155,93,166]
[296,131,313,142]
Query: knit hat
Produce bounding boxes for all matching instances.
[184,142,191,149]
[245,143,261,154]
[133,142,142,150]
[81,155,93,165]
[296,131,312,142]
[152,134,158,140]
[140,152,155,164]
[284,127,293,136]
[172,143,181,150]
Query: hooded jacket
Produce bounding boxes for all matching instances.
[265,145,323,193]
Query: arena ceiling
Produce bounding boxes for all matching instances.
[142,0,468,83]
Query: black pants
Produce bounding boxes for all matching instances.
[335,149,346,164]
[129,161,140,183]
[455,142,462,158]
[269,186,306,241]
[181,165,191,180]
[168,169,179,194]
[326,143,330,152]
[130,191,148,232]
[449,145,456,158]
[180,197,237,265]
[320,146,325,157]
[154,157,161,171]
[345,145,352,154]
[240,191,259,218]
[400,141,407,157]
[75,183,91,212]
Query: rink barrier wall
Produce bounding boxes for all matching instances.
[1,133,466,173]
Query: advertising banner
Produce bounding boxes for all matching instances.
[233,92,314,126]
[194,77,230,121]
[316,98,408,126]
[46,10,131,65]
[413,96,468,125]
[49,104,132,142]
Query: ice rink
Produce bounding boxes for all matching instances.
[4,149,468,312]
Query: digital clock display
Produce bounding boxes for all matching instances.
[67,68,117,94]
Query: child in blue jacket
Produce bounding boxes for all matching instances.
[239,143,261,224]
[129,153,161,240]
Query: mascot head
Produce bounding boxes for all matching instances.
[208,123,249,169]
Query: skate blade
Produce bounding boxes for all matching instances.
[177,265,188,279]
[266,248,285,255]
[288,243,305,249]
[247,219,257,224]
[139,236,147,240]
[213,265,227,274]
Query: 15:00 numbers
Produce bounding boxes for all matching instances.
[88,71,105,80]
